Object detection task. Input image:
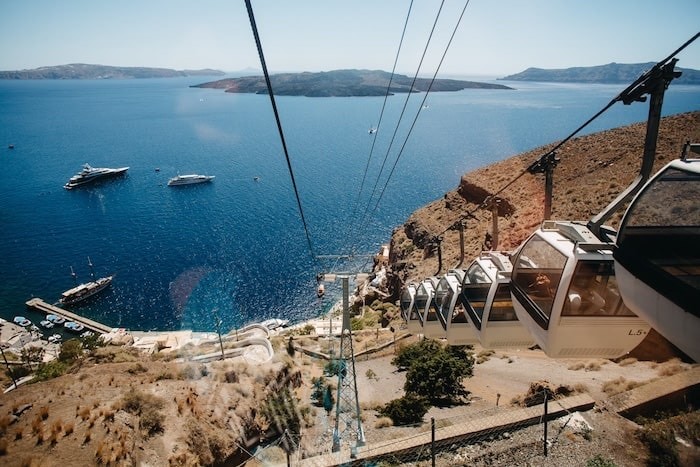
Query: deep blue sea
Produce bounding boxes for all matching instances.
[1,77,698,333]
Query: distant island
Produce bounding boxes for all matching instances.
[191,69,513,97]
[501,62,700,84]
[0,63,225,80]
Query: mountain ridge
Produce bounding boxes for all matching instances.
[501,62,700,84]
[0,63,225,80]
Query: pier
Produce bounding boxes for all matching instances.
[25,298,113,334]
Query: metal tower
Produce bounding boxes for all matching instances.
[323,274,366,453]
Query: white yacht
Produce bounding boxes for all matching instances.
[64,163,129,189]
[167,174,215,186]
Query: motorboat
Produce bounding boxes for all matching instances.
[80,330,95,339]
[48,334,62,343]
[167,174,215,186]
[46,314,66,325]
[261,318,290,330]
[13,316,31,327]
[60,275,113,306]
[64,321,85,333]
[64,163,129,190]
[40,319,55,329]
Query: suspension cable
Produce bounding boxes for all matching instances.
[428,31,700,241]
[369,0,471,218]
[245,0,315,258]
[356,0,447,232]
[338,0,415,257]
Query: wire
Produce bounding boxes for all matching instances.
[361,0,447,225]
[428,31,700,241]
[368,0,472,220]
[333,0,416,273]
[245,0,315,258]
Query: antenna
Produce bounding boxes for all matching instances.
[87,256,95,280]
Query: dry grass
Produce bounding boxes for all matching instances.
[601,377,645,396]
[618,357,638,367]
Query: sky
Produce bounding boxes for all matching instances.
[1,0,699,77]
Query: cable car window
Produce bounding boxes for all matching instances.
[563,260,637,317]
[621,168,700,230]
[462,263,492,325]
[400,290,413,313]
[437,286,456,324]
[487,283,518,321]
[512,234,567,323]
[414,285,430,322]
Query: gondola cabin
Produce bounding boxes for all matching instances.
[433,269,479,345]
[412,277,441,337]
[614,158,700,362]
[461,251,535,349]
[401,283,418,330]
[510,221,650,358]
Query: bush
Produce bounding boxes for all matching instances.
[34,361,69,381]
[378,393,429,426]
[586,455,617,467]
[58,339,83,363]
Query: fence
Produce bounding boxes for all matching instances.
[242,392,595,466]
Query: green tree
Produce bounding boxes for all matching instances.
[58,338,83,363]
[20,346,45,368]
[394,339,474,405]
[310,377,325,406]
[323,385,335,415]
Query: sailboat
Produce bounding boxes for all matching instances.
[59,257,113,306]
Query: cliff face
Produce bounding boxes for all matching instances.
[386,111,700,298]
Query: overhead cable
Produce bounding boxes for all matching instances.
[245,0,315,258]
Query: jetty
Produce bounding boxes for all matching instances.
[25,298,113,334]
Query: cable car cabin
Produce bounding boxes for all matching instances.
[461,251,535,349]
[401,282,417,326]
[614,158,700,362]
[510,221,650,358]
[433,269,479,345]
[414,277,444,338]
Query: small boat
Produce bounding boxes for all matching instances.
[261,318,290,330]
[64,163,129,190]
[80,330,95,339]
[40,320,55,329]
[368,127,377,134]
[64,321,85,333]
[167,174,215,186]
[13,316,31,327]
[46,314,66,325]
[48,334,62,343]
[8,144,14,149]
[317,283,325,298]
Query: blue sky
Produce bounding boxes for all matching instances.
[1,0,698,77]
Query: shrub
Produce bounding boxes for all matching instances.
[378,393,429,426]
[585,455,617,467]
[140,407,165,436]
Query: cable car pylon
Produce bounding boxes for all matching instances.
[316,259,371,454]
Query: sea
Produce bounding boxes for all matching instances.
[1,76,698,333]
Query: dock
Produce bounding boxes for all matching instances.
[25,298,113,334]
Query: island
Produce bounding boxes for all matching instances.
[191,69,513,97]
[0,63,225,80]
[500,62,700,84]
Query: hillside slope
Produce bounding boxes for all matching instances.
[386,111,700,295]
